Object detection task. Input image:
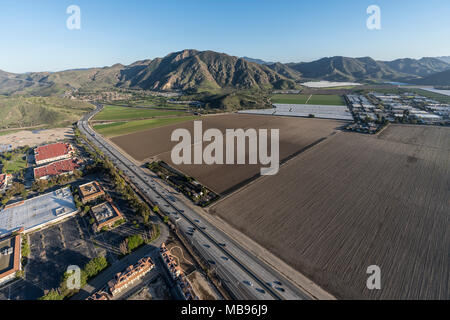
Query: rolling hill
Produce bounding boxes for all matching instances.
[0,50,297,94]
[117,50,296,92]
[437,56,450,64]
[381,57,450,77]
[287,56,416,82]
[0,96,94,129]
[1,51,450,96]
[411,69,450,86]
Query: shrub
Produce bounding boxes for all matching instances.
[39,289,63,300]
[127,234,144,252]
[84,256,108,279]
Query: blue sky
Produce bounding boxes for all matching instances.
[0,0,449,73]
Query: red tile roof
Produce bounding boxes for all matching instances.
[34,158,81,179]
[107,257,154,296]
[34,143,73,163]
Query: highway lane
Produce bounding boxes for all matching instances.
[78,105,311,300]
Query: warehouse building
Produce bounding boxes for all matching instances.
[34,142,75,165]
[34,158,82,180]
[0,187,78,237]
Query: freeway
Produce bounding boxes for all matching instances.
[77,104,312,300]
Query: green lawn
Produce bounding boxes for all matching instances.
[93,105,190,121]
[1,153,27,173]
[271,94,345,105]
[93,116,199,137]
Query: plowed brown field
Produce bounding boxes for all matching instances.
[210,125,450,299]
[111,114,346,194]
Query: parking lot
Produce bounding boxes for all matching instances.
[0,173,152,300]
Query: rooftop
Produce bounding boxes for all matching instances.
[108,257,154,295]
[239,104,354,121]
[79,181,104,200]
[91,202,122,225]
[34,142,74,163]
[34,158,82,180]
[0,188,77,237]
[0,232,21,281]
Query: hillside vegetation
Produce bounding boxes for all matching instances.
[411,69,450,86]
[287,56,416,82]
[0,96,94,129]
[1,50,449,98]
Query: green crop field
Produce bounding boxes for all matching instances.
[93,105,190,121]
[307,95,345,105]
[271,94,345,105]
[93,116,199,137]
[271,94,310,104]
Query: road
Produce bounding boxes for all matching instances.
[71,229,169,300]
[77,104,312,300]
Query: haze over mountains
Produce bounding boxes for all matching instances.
[1,49,450,95]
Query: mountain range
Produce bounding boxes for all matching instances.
[1,49,450,95]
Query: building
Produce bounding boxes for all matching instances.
[160,243,182,280]
[160,243,197,300]
[34,142,75,165]
[107,257,155,297]
[90,202,124,232]
[0,173,12,193]
[34,158,82,180]
[0,187,78,237]
[79,181,105,204]
[0,230,22,285]
[86,291,110,300]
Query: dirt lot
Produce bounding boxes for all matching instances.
[127,275,172,300]
[111,114,345,194]
[187,271,220,300]
[210,125,450,300]
[0,127,74,150]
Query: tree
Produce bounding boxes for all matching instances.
[73,169,82,179]
[126,234,144,252]
[39,289,63,300]
[84,256,108,278]
[119,238,129,255]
